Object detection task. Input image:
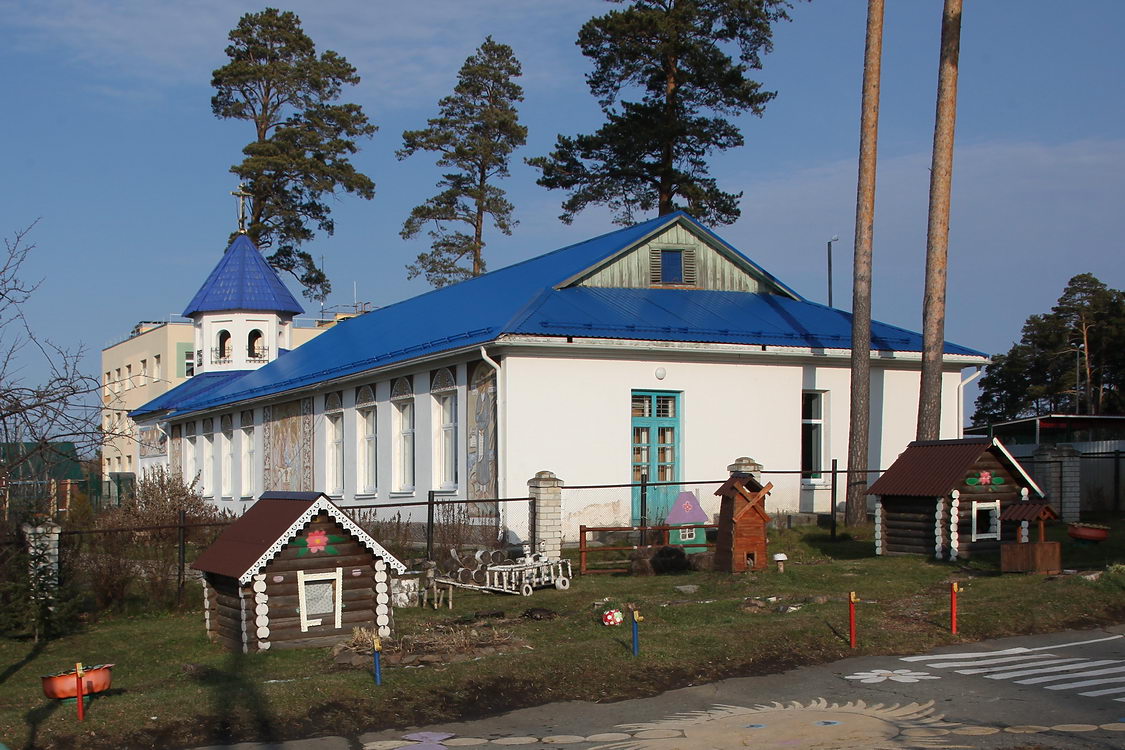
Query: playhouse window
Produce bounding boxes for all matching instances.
[971,500,1000,542]
[680,527,696,541]
[297,568,343,631]
[801,391,825,481]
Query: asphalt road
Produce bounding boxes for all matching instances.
[190,624,1125,750]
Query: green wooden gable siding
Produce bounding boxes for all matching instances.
[575,224,765,292]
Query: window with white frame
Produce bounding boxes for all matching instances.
[391,377,415,491]
[431,368,457,489]
[297,567,343,631]
[220,415,233,497]
[183,422,197,483]
[153,354,161,382]
[801,391,824,481]
[201,419,214,496]
[325,392,344,495]
[240,410,255,497]
[971,499,1000,541]
[356,385,377,494]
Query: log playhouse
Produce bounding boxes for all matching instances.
[868,437,1044,561]
[192,491,406,652]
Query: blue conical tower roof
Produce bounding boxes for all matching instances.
[183,234,304,317]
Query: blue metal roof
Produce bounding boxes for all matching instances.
[509,287,983,355]
[135,213,986,419]
[182,234,304,317]
[129,371,254,420]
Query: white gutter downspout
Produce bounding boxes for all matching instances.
[479,347,505,531]
[957,366,983,438]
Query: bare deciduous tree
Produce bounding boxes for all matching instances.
[0,223,102,521]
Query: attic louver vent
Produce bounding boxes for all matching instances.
[683,248,697,284]
[649,247,698,286]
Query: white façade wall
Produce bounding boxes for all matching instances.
[499,350,971,541]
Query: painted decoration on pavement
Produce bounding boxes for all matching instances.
[845,669,941,684]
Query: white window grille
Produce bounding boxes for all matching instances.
[391,377,415,491]
[356,385,376,494]
[431,368,457,489]
[325,392,344,495]
[971,499,1000,542]
[240,409,256,497]
[801,391,825,481]
[220,415,233,497]
[297,568,343,631]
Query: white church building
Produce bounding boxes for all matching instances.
[131,212,987,541]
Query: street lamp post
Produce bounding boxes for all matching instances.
[827,235,839,308]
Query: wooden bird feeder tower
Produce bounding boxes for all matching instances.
[713,473,772,573]
[999,500,1061,574]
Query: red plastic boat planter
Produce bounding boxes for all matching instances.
[41,664,114,700]
[1067,524,1109,543]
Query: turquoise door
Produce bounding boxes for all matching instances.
[631,391,681,526]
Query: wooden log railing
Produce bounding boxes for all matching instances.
[578,523,717,575]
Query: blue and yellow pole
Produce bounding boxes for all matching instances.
[373,636,383,686]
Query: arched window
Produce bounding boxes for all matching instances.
[391,377,414,491]
[324,392,344,495]
[356,385,377,493]
[247,329,266,361]
[431,368,457,488]
[216,330,232,362]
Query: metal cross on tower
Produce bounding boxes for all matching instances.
[231,183,251,234]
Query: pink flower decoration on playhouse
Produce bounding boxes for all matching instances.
[978,470,993,485]
[306,530,329,554]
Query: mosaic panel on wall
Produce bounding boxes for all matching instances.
[170,424,182,473]
[467,362,498,519]
[138,425,167,458]
[263,398,314,491]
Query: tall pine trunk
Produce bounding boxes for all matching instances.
[918,0,963,440]
[845,0,885,526]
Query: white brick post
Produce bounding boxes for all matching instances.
[528,470,563,560]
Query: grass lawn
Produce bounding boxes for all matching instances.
[3,523,1125,749]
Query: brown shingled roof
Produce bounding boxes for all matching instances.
[192,491,405,583]
[867,437,1043,498]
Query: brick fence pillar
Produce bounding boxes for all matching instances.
[21,519,62,601]
[528,470,563,560]
[1032,445,1082,521]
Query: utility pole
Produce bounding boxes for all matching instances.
[846,0,885,526]
[917,0,964,441]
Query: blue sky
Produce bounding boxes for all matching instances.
[2,0,1123,417]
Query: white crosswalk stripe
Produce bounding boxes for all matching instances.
[899,634,1125,704]
[954,657,1086,674]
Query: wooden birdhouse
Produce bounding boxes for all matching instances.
[999,500,1061,574]
[192,492,405,652]
[713,473,772,572]
[868,437,1044,561]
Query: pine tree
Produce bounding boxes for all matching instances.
[212,8,377,300]
[529,0,796,226]
[973,274,1125,423]
[397,37,527,287]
